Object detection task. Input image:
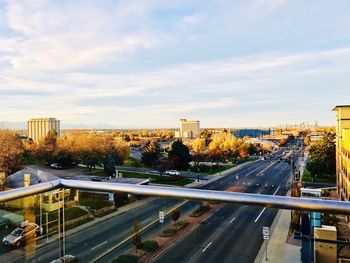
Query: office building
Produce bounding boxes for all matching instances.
[175,118,200,139]
[333,106,350,201]
[27,118,60,143]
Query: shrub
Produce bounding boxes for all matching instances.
[190,205,210,217]
[141,240,159,252]
[112,254,138,263]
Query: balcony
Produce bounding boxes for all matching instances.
[1,179,350,263]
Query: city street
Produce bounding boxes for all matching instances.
[0,148,298,263]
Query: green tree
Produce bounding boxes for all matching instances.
[307,132,336,177]
[104,154,116,177]
[168,140,192,170]
[171,208,180,228]
[0,130,24,175]
[141,141,162,167]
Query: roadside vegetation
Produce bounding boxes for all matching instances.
[302,132,336,184]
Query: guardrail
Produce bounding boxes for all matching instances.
[0,179,349,214]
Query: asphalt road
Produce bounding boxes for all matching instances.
[1,148,297,263]
[152,151,295,263]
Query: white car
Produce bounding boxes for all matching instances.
[50,163,62,169]
[165,170,180,176]
[3,223,40,247]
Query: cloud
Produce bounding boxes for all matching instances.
[1,1,350,127]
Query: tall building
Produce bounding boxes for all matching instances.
[175,118,200,139]
[333,105,350,201]
[27,118,61,143]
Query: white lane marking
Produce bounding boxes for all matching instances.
[91,241,108,251]
[202,242,213,252]
[258,161,277,175]
[255,186,281,223]
[254,208,266,223]
[142,218,152,224]
[274,162,283,169]
[273,186,281,196]
[245,165,265,176]
[230,217,236,223]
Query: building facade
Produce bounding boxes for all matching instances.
[333,105,350,201]
[27,118,60,143]
[175,118,200,139]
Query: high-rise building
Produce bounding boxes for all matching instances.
[333,105,350,200]
[175,118,200,139]
[27,118,61,143]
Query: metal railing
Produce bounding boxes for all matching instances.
[0,179,349,214]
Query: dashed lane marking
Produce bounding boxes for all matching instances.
[202,242,213,252]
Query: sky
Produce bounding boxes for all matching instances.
[1,0,350,129]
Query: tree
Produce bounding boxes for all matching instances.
[141,141,162,167]
[34,129,58,164]
[171,208,181,229]
[238,143,249,159]
[192,138,206,167]
[304,135,311,146]
[168,140,192,170]
[132,218,142,251]
[104,154,116,177]
[0,130,24,175]
[307,132,336,177]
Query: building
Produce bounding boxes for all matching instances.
[175,118,200,139]
[333,106,350,201]
[27,118,60,143]
[314,225,337,263]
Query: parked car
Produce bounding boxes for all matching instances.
[0,218,10,230]
[50,163,62,169]
[165,170,180,176]
[3,222,40,247]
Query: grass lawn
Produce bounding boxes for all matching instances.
[121,171,194,186]
[302,169,336,184]
[79,198,114,210]
[123,157,143,168]
[23,155,41,165]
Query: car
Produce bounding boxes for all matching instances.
[50,255,79,263]
[50,163,62,169]
[165,170,180,176]
[3,222,40,247]
[0,218,10,230]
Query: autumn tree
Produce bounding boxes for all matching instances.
[0,130,24,175]
[208,131,241,162]
[191,138,206,167]
[304,135,311,146]
[238,143,249,159]
[34,130,58,164]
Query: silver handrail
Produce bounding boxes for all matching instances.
[0,179,348,214]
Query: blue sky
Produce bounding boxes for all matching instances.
[1,0,350,128]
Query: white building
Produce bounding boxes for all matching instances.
[175,118,200,139]
[27,118,60,143]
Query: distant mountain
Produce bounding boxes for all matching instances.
[0,121,26,130]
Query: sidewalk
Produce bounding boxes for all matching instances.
[255,209,301,263]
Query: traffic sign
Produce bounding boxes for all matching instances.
[262,226,270,240]
[159,211,165,223]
